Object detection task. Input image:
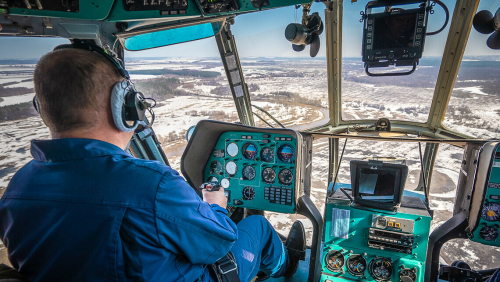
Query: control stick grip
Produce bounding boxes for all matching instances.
[200,182,222,191]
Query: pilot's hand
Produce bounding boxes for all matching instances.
[202,188,227,210]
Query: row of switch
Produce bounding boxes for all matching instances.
[369,235,405,245]
[265,187,293,205]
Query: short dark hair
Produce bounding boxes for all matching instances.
[34,48,122,133]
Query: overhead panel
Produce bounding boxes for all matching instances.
[122,0,188,16]
[1,0,114,20]
[107,0,307,22]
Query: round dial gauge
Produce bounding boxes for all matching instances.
[242,166,256,180]
[242,186,255,200]
[210,161,223,175]
[242,142,258,160]
[278,169,293,186]
[480,225,499,241]
[325,250,345,273]
[260,147,275,162]
[369,258,393,281]
[207,176,219,183]
[399,268,417,282]
[482,202,500,221]
[262,167,276,184]
[220,178,230,189]
[226,143,239,157]
[346,255,367,277]
[225,161,237,175]
[277,144,295,163]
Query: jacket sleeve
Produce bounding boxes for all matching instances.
[154,167,238,265]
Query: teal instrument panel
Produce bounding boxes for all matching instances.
[471,145,500,245]
[321,201,431,282]
[203,131,298,214]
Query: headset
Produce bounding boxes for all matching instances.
[32,40,155,133]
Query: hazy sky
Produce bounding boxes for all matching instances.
[0,0,499,59]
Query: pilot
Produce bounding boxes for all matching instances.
[0,44,306,282]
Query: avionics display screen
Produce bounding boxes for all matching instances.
[357,168,398,201]
[350,160,408,210]
[373,13,417,50]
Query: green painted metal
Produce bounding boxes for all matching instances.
[470,146,500,246]
[7,1,114,20]
[107,0,309,22]
[203,131,297,214]
[322,202,431,282]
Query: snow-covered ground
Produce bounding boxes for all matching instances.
[1,57,499,270]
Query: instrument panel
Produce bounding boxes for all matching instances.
[203,131,299,214]
[321,202,431,282]
[470,143,500,245]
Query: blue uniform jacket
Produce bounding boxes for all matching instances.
[0,138,238,282]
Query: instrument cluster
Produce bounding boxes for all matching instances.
[474,145,500,244]
[323,249,419,282]
[204,131,299,213]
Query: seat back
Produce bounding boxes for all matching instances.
[0,264,25,282]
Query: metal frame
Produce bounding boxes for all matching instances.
[215,20,255,126]
[300,0,482,200]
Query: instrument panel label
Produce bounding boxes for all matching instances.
[331,208,350,239]
[489,183,500,189]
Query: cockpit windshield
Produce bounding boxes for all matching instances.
[442,0,500,139]
[341,0,457,123]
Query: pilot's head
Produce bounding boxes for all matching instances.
[33,48,131,145]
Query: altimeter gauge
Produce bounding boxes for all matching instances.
[278,168,293,186]
[242,166,256,180]
[262,167,276,184]
[260,147,274,162]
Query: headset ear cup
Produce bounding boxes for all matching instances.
[111,81,138,132]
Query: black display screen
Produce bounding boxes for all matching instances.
[357,168,399,202]
[373,13,417,50]
[350,160,408,210]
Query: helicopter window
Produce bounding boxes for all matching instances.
[123,39,242,171]
[0,37,71,267]
[442,0,500,139]
[232,6,329,131]
[341,0,457,123]
[226,7,330,244]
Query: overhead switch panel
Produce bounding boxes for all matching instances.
[123,0,187,14]
[4,0,79,12]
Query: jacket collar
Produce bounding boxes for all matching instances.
[31,138,130,163]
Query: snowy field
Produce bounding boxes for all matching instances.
[0,57,499,270]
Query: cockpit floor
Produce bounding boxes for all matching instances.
[265,249,311,282]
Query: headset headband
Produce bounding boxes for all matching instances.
[53,40,130,80]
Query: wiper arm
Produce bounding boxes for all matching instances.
[252,105,286,129]
[252,112,274,128]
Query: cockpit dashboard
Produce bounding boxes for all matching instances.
[181,120,312,214]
